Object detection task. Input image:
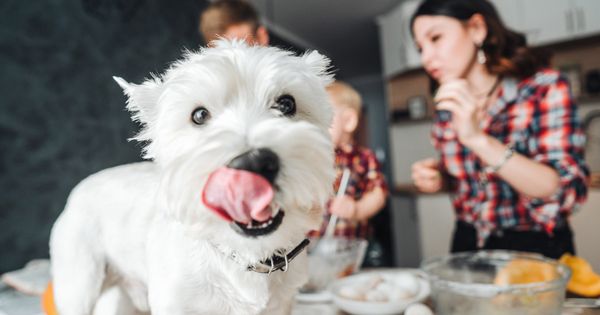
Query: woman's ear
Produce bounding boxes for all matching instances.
[467,13,488,45]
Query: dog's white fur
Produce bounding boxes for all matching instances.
[49,40,335,315]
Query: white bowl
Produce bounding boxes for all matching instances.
[330,269,430,315]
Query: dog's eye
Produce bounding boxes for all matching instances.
[191,107,211,125]
[274,94,296,117]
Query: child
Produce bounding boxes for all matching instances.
[312,81,388,239]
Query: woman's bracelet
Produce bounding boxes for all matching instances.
[484,144,515,174]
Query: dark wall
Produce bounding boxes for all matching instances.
[0,0,209,273]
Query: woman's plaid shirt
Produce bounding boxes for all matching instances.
[432,69,590,245]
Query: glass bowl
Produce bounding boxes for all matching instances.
[421,251,571,315]
[300,237,368,294]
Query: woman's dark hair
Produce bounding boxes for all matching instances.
[411,0,550,79]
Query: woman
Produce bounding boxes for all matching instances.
[410,0,589,259]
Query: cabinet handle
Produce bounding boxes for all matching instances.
[577,7,585,32]
[565,9,574,33]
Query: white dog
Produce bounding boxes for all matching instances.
[49,40,335,315]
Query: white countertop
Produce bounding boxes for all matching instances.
[1,283,597,315]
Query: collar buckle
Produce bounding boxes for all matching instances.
[248,238,310,274]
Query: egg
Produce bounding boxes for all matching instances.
[392,273,421,296]
[338,285,365,300]
[375,282,394,293]
[365,275,384,289]
[405,303,434,315]
[386,286,415,300]
[365,289,388,302]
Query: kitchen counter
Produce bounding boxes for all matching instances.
[292,299,600,315]
[292,301,341,315]
[0,285,597,315]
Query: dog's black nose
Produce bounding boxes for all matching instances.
[227,148,280,184]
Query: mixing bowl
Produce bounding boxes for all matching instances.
[300,237,368,293]
[421,251,571,315]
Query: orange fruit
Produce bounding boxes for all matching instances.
[560,254,600,297]
[41,282,58,315]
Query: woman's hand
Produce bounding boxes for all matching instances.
[435,80,487,147]
[329,195,357,219]
[412,158,443,193]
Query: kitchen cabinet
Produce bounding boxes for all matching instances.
[488,0,521,31]
[573,0,600,39]
[517,0,600,46]
[517,0,574,45]
[389,195,422,267]
[400,0,421,72]
[377,5,404,78]
[377,0,421,77]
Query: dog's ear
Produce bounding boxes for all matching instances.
[113,76,163,159]
[113,76,163,127]
[113,76,163,125]
[301,51,334,86]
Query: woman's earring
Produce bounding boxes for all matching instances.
[477,44,487,65]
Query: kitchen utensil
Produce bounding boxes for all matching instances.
[324,168,351,238]
[421,251,570,315]
[298,238,368,297]
[311,168,351,257]
[297,168,364,300]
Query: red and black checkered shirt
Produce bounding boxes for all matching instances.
[433,69,590,245]
[310,144,388,239]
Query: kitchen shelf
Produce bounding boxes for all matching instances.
[591,172,600,189]
[578,95,600,105]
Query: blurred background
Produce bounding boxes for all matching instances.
[1,0,600,275]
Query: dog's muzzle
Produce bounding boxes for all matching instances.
[227,148,283,237]
[202,148,286,237]
[227,148,279,184]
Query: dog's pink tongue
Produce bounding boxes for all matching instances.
[202,167,274,223]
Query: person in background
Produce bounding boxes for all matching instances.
[199,0,269,46]
[310,81,388,240]
[410,0,589,259]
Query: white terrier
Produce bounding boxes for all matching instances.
[49,40,335,315]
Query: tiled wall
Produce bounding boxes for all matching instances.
[0,0,207,273]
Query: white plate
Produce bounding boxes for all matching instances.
[330,269,430,315]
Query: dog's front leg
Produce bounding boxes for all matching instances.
[145,222,193,315]
[146,264,187,315]
[261,252,310,315]
[146,289,186,315]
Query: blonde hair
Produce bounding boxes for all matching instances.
[326,81,363,113]
[200,0,260,44]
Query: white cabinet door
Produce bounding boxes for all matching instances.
[378,5,405,77]
[488,0,522,32]
[573,0,600,38]
[400,0,422,70]
[377,0,422,77]
[517,0,573,46]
